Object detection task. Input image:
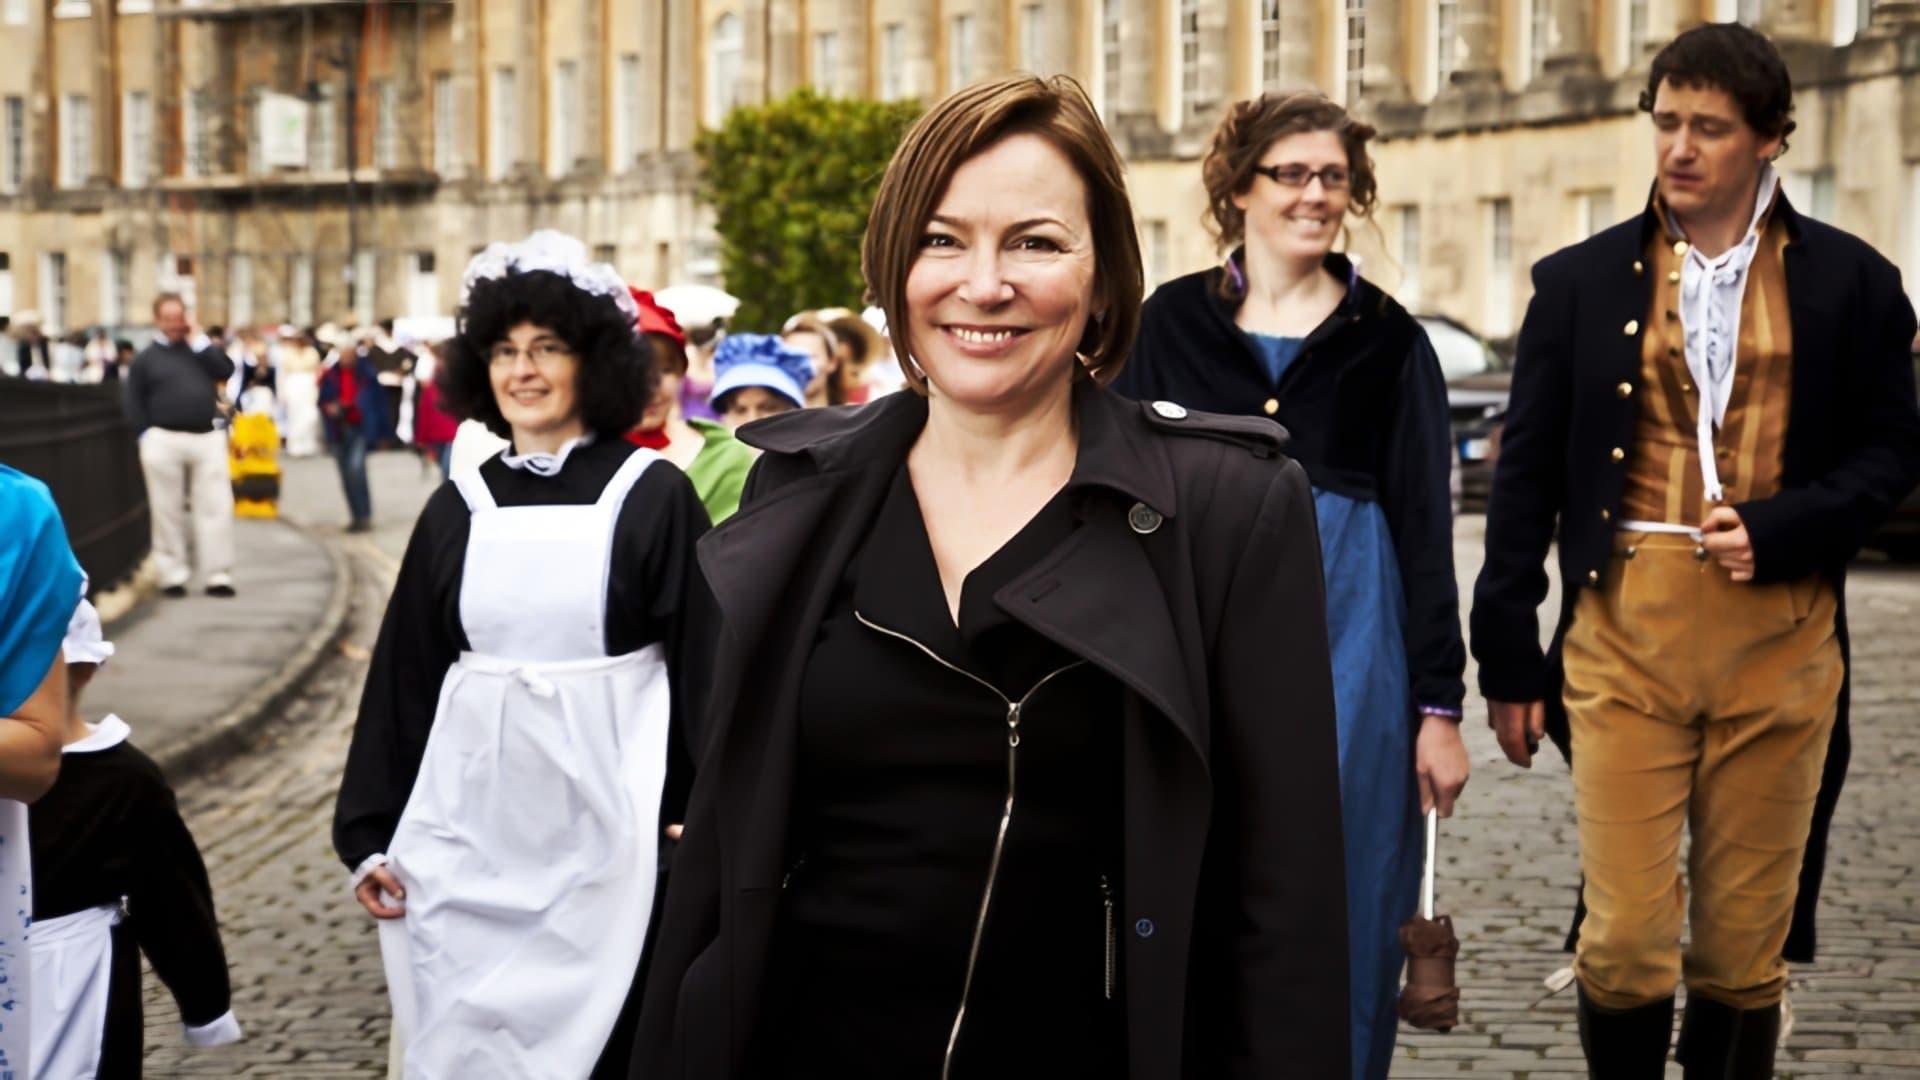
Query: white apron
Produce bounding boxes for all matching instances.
[0,799,32,1079]
[379,448,672,1080]
[27,904,118,1080]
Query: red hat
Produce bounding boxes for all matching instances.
[631,288,686,346]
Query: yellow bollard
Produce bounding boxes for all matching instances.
[229,411,282,519]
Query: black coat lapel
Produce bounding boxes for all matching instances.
[1778,203,1827,486]
[697,473,843,659]
[997,516,1208,767]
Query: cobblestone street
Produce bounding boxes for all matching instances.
[135,455,1920,1077]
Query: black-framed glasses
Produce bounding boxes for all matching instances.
[1251,163,1351,191]
[487,340,575,368]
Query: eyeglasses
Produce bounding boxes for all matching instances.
[1251,163,1352,191]
[488,340,575,368]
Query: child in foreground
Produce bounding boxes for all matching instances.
[27,591,242,1078]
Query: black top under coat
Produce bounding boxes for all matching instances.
[765,464,1125,1078]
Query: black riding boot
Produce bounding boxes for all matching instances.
[1577,983,1675,1079]
[1675,995,1781,1079]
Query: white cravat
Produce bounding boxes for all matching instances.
[1675,165,1780,506]
[501,432,595,477]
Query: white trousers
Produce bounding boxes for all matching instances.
[139,428,234,589]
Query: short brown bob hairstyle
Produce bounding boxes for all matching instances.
[1202,91,1379,253]
[862,74,1144,392]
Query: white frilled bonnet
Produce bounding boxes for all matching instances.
[459,230,639,322]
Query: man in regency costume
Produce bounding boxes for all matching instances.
[1471,23,1920,1078]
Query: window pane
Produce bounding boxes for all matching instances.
[551,61,577,175]
[492,68,517,178]
[230,253,253,328]
[710,15,743,122]
[1022,5,1045,73]
[62,95,91,188]
[1345,0,1366,104]
[1529,0,1549,78]
[949,14,973,91]
[311,83,338,172]
[813,32,838,94]
[1181,0,1200,115]
[882,23,904,102]
[1102,0,1122,115]
[4,97,24,192]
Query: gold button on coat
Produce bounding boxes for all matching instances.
[1616,382,1633,398]
[1668,270,1681,284]
[1674,240,1690,256]
[1262,398,1279,416]
[1587,570,1601,584]
[1600,508,1612,522]
[1610,447,1626,463]
[1624,319,1640,336]
[1633,260,1644,274]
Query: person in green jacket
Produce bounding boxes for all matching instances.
[630,290,756,522]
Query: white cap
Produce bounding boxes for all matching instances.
[63,589,115,666]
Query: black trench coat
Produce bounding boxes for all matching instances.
[632,382,1351,1079]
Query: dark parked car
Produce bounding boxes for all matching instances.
[1419,314,1510,513]
[1866,348,1920,562]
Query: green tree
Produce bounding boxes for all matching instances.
[695,90,921,332]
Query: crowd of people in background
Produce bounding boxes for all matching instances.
[3,290,906,538]
[4,18,1919,1080]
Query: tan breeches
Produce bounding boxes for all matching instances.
[1562,531,1842,1011]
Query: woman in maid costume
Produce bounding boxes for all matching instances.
[332,231,710,1079]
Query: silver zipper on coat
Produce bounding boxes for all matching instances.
[853,610,1086,1080]
[1100,874,1116,1001]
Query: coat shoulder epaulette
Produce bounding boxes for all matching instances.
[1136,399,1290,459]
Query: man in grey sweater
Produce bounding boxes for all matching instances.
[124,294,238,597]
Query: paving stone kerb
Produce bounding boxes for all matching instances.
[82,515,351,782]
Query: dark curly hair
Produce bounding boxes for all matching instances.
[1202,92,1379,254]
[1640,23,1795,152]
[441,269,657,440]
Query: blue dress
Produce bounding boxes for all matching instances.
[0,464,84,715]
[1253,334,1422,1080]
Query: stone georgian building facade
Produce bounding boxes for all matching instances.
[1,0,1915,337]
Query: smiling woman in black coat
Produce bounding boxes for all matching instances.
[633,74,1349,1080]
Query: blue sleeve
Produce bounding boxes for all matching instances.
[0,468,84,715]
